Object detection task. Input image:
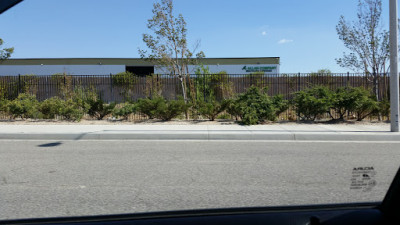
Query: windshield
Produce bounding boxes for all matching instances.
[0,0,400,221]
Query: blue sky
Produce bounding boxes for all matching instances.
[0,0,396,73]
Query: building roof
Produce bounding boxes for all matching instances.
[0,57,280,66]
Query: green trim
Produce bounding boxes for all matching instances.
[0,57,280,66]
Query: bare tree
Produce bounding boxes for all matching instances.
[336,0,389,101]
[138,0,204,102]
[0,38,14,60]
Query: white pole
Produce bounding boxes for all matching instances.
[390,0,399,132]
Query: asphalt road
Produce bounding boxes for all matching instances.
[0,140,399,220]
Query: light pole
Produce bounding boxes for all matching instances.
[390,0,399,132]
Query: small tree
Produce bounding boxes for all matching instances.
[336,0,389,101]
[0,38,14,60]
[192,65,213,102]
[139,0,204,103]
[0,38,14,99]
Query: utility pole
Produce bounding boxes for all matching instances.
[390,0,399,132]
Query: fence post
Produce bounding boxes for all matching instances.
[18,74,21,95]
[157,74,159,96]
[151,74,154,99]
[347,72,350,86]
[203,74,206,102]
[297,72,301,120]
[297,72,301,91]
[109,73,113,102]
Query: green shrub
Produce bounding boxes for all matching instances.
[271,95,289,117]
[216,113,231,120]
[240,106,260,125]
[60,99,84,121]
[70,86,96,113]
[136,97,164,119]
[39,97,64,119]
[228,86,277,125]
[4,90,90,121]
[197,99,227,121]
[87,98,116,120]
[330,87,357,120]
[0,98,9,114]
[0,84,8,100]
[224,99,241,121]
[350,87,378,121]
[113,103,137,120]
[292,86,333,121]
[53,87,97,121]
[330,86,380,121]
[155,97,190,121]
[377,99,390,119]
[6,93,40,119]
[137,97,190,121]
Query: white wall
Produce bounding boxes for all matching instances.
[0,63,280,76]
[0,65,126,76]
[154,64,280,74]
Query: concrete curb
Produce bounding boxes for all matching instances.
[1,131,399,141]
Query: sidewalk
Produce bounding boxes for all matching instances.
[0,123,399,141]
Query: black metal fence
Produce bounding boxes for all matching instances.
[0,73,391,102]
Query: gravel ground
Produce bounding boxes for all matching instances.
[0,118,390,126]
